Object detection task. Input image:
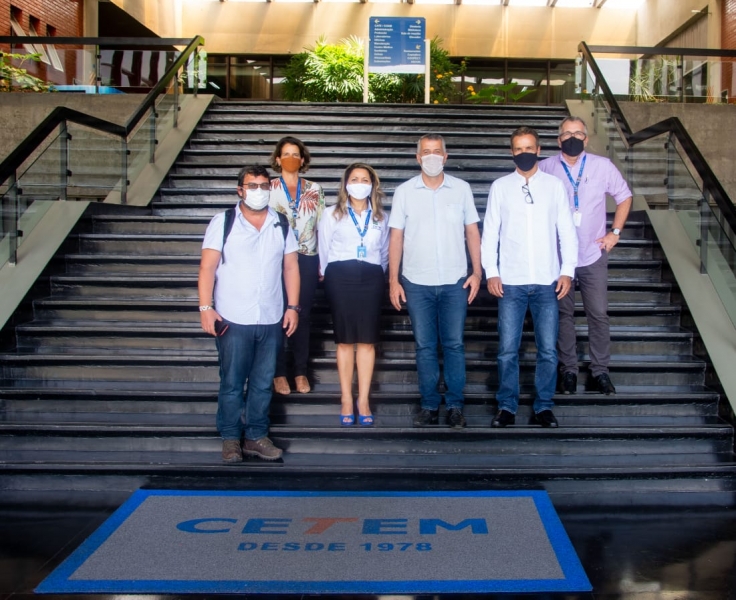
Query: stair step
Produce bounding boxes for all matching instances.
[1,101,733,504]
[0,354,706,386]
[14,322,693,356]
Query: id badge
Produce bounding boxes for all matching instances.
[573,211,582,228]
[357,245,367,259]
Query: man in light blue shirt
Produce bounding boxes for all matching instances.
[482,127,577,429]
[389,134,482,429]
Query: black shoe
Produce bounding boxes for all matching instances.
[529,409,559,428]
[559,371,577,395]
[491,409,515,428]
[594,373,616,395]
[446,407,466,429]
[413,408,439,427]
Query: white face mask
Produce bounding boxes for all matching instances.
[346,183,372,200]
[243,188,270,211]
[420,154,444,177]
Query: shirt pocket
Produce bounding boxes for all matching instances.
[443,202,465,224]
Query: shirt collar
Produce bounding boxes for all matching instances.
[413,173,452,190]
[558,150,587,168]
[511,168,543,183]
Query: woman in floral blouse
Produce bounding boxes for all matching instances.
[269,136,325,395]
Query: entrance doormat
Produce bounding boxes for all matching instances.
[36,489,591,595]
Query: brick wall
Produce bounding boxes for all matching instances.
[1,0,82,85]
[724,0,736,101]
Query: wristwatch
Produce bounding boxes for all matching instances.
[611,228,621,236]
[286,305,302,314]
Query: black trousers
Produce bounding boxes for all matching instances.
[275,252,319,378]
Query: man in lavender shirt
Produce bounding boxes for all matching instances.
[538,116,632,395]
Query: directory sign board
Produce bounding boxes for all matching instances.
[369,17,426,74]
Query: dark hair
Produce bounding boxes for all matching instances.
[237,165,270,186]
[510,126,540,149]
[270,136,311,173]
[334,163,386,223]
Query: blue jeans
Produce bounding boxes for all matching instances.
[215,321,282,441]
[402,276,468,411]
[497,284,558,414]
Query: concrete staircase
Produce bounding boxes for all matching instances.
[1,102,734,507]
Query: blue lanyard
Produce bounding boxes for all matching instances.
[280,176,301,218]
[348,206,372,246]
[560,154,587,211]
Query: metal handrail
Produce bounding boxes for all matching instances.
[578,41,736,236]
[585,45,736,58]
[0,35,204,267]
[0,36,199,48]
[0,35,204,190]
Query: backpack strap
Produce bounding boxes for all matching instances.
[221,207,237,264]
[221,208,290,264]
[276,211,290,243]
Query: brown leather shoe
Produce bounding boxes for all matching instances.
[243,436,283,461]
[221,439,243,463]
[273,376,290,395]
[295,375,311,394]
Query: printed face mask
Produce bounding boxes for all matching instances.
[560,137,585,157]
[279,156,302,173]
[346,183,372,200]
[243,188,270,210]
[512,152,538,172]
[420,153,444,177]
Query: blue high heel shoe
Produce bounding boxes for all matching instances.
[358,414,374,427]
[340,414,355,427]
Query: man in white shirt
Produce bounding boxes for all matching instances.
[389,134,482,429]
[482,127,578,428]
[198,165,300,463]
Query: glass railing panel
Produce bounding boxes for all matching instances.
[154,78,179,145]
[700,201,736,328]
[98,49,179,93]
[8,45,98,90]
[126,110,154,194]
[0,181,20,267]
[66,123,124,200]
[584,50,734,106]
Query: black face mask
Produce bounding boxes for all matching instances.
[513,152,538,172]
[560,137,585,157]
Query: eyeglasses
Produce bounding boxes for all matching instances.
[559,131,587,141]
[522,184,534,204]
[241,183,271,191]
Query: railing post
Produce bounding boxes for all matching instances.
[121,137,128,205]
[626,145,634,190]
[6,173,19,266]
[678,55,685,102]
[699,189,709,274]
[59,121,68,202]
[173,69,179,129]
[95,45,101,95]
[149,107,157,163]
[666,132,675,210]
[193,48,200,99]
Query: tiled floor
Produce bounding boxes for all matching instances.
[1,479,735,600]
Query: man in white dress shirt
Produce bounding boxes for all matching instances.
[198,165,300,463]
[481,127,578,428]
